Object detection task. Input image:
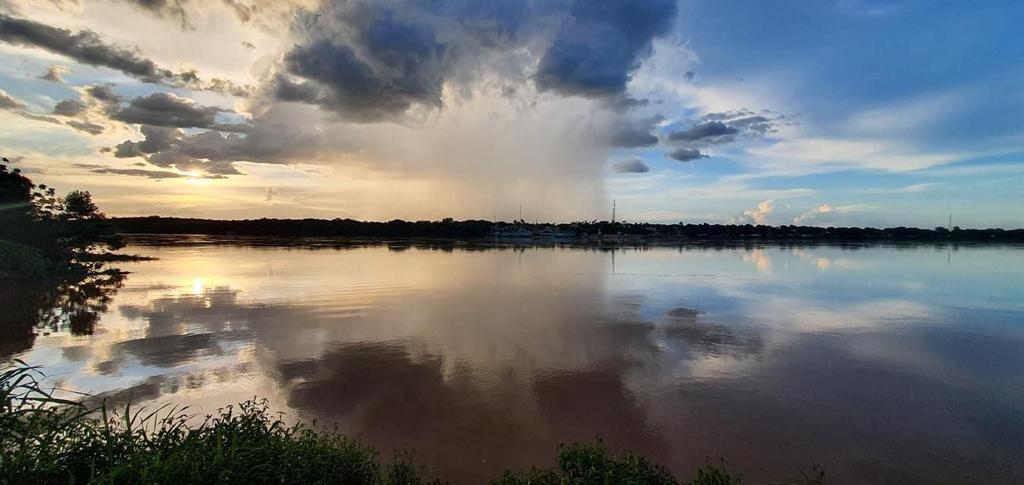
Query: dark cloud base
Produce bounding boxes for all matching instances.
[612,157,650,173]
[668,148,708,162]
[535,0,677,97]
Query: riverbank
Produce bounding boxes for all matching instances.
[116,233,1024,255]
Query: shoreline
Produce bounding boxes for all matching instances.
[111,216,1024,246]
[118,232,1024,249]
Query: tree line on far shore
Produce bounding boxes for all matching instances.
[111,216,1024,243]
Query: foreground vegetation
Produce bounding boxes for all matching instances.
[0,364,824,485]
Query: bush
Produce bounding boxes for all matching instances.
[493,441,681,485]
[492,441,751,485]
[0,240,52,280]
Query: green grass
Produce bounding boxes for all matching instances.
[492,442,749,485]
[0,363,824,484]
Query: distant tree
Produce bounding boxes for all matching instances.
[63,190,100,220]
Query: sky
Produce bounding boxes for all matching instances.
[0,0,1021,227]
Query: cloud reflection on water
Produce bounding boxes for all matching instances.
[7,242,1024,483]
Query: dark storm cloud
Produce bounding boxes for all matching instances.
[668,109,788,147]
[609,115,662,148]
[668,121,738,143]
[534,0,677,97]
[668,148,708,162]
[0,14,174,83]
[274,0,674,120]
[107,93,236,130]
[86,85,122,104]
[113,124,249,176]
[611,128,658,148]
[113,116,329,176]
[0,14,251,95]
[272,75,321,104]
[277,7,449,121]
[111,102,358,174]
[52,99,87,116]
[114,125,178,157]
[612,157,650,173]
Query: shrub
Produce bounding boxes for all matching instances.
[0,240,52,280]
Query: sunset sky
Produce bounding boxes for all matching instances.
[1,0,1021,227]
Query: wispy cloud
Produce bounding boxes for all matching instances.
[864,183,936,194]
[793,203,873,225]
[39,64,70,83]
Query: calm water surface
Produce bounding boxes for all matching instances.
[7,239,1024,483]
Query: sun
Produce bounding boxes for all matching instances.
[185,169,211,185]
